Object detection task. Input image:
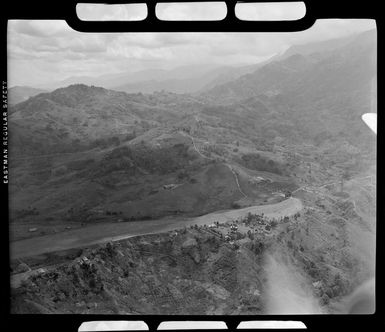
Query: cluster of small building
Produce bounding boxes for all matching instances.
[168,210,301,246]
[208,210,300,242]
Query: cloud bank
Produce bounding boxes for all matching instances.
[7,18,375,87]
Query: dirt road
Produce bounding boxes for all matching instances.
[10,198,302,259]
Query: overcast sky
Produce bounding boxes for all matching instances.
[7,10,375,87]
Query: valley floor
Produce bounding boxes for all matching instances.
[10,171,375,315]
[10,197,301,259]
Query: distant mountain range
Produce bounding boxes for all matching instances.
[11,29,374,100]
[29,63,265,95]
[9,28,377,319]
[8,29,376,225]
[8,86,47,105]
[9,29,376,156]
[204,29,376,145]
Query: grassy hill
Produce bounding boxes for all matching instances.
[9,30,375,243]
[9,29,377,315]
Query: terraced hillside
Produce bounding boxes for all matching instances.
[11,188,371,315]
[9,29,376,314]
